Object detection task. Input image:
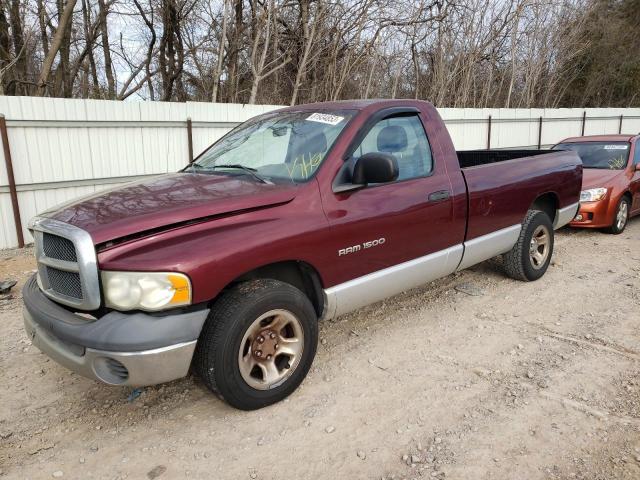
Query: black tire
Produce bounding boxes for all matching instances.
[604,196,630,235]
[503,210,554,282]
[193,279,318,410]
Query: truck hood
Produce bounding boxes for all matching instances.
[582,168,624,189]
[43,173,298,244]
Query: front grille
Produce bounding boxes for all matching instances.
[43,232,77,262]
[46,266,83,299]
[31,217,101,310]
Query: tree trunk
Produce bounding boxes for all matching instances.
[81,0,100,97]
[133,0,156,101]
[55,0,75,97]
[37,0,49,57]
[37,0,77,96]
[0,2,12,95]
[211,0,229,102]
[9,0,26,95]
[98,0,115,98]
[290,0,318,106]
[227,0,243,102]
[158,0,184,101]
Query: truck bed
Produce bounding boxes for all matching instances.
[457,149,582,242]
[456,149,551,169]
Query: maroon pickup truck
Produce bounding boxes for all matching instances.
[23,100,582,410]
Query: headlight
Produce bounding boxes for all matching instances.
[102,271,191,311]
[580,187,608,202]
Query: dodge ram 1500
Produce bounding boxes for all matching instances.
[23,99,582,410]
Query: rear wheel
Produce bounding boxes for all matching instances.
[503,210,554,281]
[193,279,318,410]
[604,197,629,234]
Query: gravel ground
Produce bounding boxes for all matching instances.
[1,221,640,480]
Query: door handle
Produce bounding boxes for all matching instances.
[428,190,450,202]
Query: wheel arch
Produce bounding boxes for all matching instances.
[530,192,559,223]
[608,190,632,219]
[226,260,326,318]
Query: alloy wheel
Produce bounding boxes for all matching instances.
[238,309,304,390]
[529,225,550,270]
[616,201,628,231]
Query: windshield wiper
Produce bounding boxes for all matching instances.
[211,164,272,184]
[183,163,207,173]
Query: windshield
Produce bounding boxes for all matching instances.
[188,110,355,183]
[553,141,630,170]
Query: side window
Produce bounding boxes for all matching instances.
[353,115,433,181]
[634,143,640,165]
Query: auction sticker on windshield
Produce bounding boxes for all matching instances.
[306,113,345,125]
[603,145,628,150]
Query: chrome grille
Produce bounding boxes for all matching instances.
[30,217,101,311]
[43,233,77,262]
[46,266,83,299]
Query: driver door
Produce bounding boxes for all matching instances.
[319,112,463,313]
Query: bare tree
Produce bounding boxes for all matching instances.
[36,0,76,96]
[247,0,291,104]
[211,0,229,102]
[1,0,636,108]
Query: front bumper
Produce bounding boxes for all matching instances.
[23,276,209,386]
[569,198,612,229]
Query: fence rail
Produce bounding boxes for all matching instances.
[1,96,640,249]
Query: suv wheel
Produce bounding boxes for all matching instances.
[194,279,318,410]
[503,209,554,281]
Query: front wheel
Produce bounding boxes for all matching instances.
[503,210,554,281]
[193,279,318,410]
[604,197,630,234]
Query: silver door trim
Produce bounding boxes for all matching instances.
[321,223,526,320]
[456,224,521,271]
[322,244,463,320]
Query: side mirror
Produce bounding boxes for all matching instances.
[352,152,399,185]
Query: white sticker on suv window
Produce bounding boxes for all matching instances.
[306,113,344,125]
[603,145,628,150]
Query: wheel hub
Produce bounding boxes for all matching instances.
[617,202,628,229]
[238,309,305,390]
[251,329,279,360]
[529,224,550,270]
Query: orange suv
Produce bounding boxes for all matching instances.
[553,134,640,234]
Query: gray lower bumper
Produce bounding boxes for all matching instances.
[22,275,209,387]
[24,310,197,386]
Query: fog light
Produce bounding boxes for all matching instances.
[574,214,583,221]
[93,357,129,384]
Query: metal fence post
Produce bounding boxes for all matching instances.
[187,117,194,163]
[581,111,586,136]
[0,114,24,248]
[537,116,543,149]
[486,115,492,149]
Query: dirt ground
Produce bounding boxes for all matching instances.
[1,220,639,480]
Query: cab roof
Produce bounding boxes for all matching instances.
[560,134,638,143]
[277,98,433,112]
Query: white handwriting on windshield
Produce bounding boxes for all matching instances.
[286,153,323,180]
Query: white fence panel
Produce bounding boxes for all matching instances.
[0,194,16,248]
[1,96,640,249]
